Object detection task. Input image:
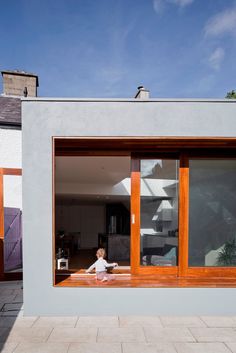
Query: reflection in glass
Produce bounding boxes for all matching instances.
[189,160,236,267]
[140,160,179,266]
[3,175,22,273]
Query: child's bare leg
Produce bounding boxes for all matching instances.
[101,276,108,282]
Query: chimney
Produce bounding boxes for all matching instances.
[134,85,150,100]
[1,70,39,97]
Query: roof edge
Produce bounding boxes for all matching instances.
[21,97,236,103]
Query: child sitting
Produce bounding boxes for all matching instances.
[86,248,118,282]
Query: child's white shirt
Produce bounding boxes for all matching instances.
[86,257,114,273]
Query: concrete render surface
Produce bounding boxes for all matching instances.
[1,282,236,353]
[22,99,236,315]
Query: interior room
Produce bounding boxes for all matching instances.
[55,156,131,272]
[55,154,180,274]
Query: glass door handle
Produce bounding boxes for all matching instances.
[132,214,135,224]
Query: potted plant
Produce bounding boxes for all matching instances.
[217,239,236,266]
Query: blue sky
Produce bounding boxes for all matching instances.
[0,0,235,98]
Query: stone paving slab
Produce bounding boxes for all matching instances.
[48,327,98,343]
[13,342,70,353]
[200,316,236,327]
[11,295,23,304]
[2,303,23,312]
[0,316,38,328]
[225,342,236,352]
[160,316,206,328]
[174,342,232,353]
[119,316,162,327]
[76,316,118,327]
[2,281,236,351]
[0,310,23,317]
[0,282,22,290]
[68,342,122,353]
[0,296,18,305]
[0,327,52,343]
[144,327,196,343]
[32,316,78,328]
[97,327,146,343]
[0,289,15,296]
[122,342,177,353]
[0,342,18,353]
[190,327,236,342]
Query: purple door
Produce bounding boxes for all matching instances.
[4,207,22,272]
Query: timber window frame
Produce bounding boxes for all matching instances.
[181,152,236,278]
[53,137,236,285]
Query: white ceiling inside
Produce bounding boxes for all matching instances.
[55,156,131,184]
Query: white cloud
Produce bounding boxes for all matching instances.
[153,0,165,13]
[204,7,236,37]
[153,0,194,14]
[208,47,225,70]
[168,0,194,6]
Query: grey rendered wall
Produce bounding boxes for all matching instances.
[22,99,236,315]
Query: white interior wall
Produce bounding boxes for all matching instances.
[56,204,105,249]
[3,175,22,209]
[0,129,21,168]
[0,129,22,210]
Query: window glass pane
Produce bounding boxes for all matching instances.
[140,159,179,266]
[55,156,131,273]
[3,175,22,273]
[189,160,236,267]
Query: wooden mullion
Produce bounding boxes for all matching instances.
[186,267,236,277]
[130,158,140,275]
[136,267,178,275]
[178,153,189,277]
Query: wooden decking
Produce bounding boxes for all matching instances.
[55,269,236,288]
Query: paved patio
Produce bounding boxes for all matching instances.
[1,281,236,352]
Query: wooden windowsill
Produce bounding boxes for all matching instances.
[55,272,236,288]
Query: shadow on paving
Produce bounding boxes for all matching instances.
[0,281,23,352]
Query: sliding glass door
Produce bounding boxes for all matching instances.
[189,159,236,268]
[131,154,236,277]
[131,157,179,274]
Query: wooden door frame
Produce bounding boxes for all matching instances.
[178,153,189,277]
[131,152,236,278]
[0,168,22,281]
[181,153,236,278]
[130,155,178,275]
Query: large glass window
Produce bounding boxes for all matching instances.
[54,136,236,286]
[189,159,236,267]
[140,159,179,266]
[55,156,131,274]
